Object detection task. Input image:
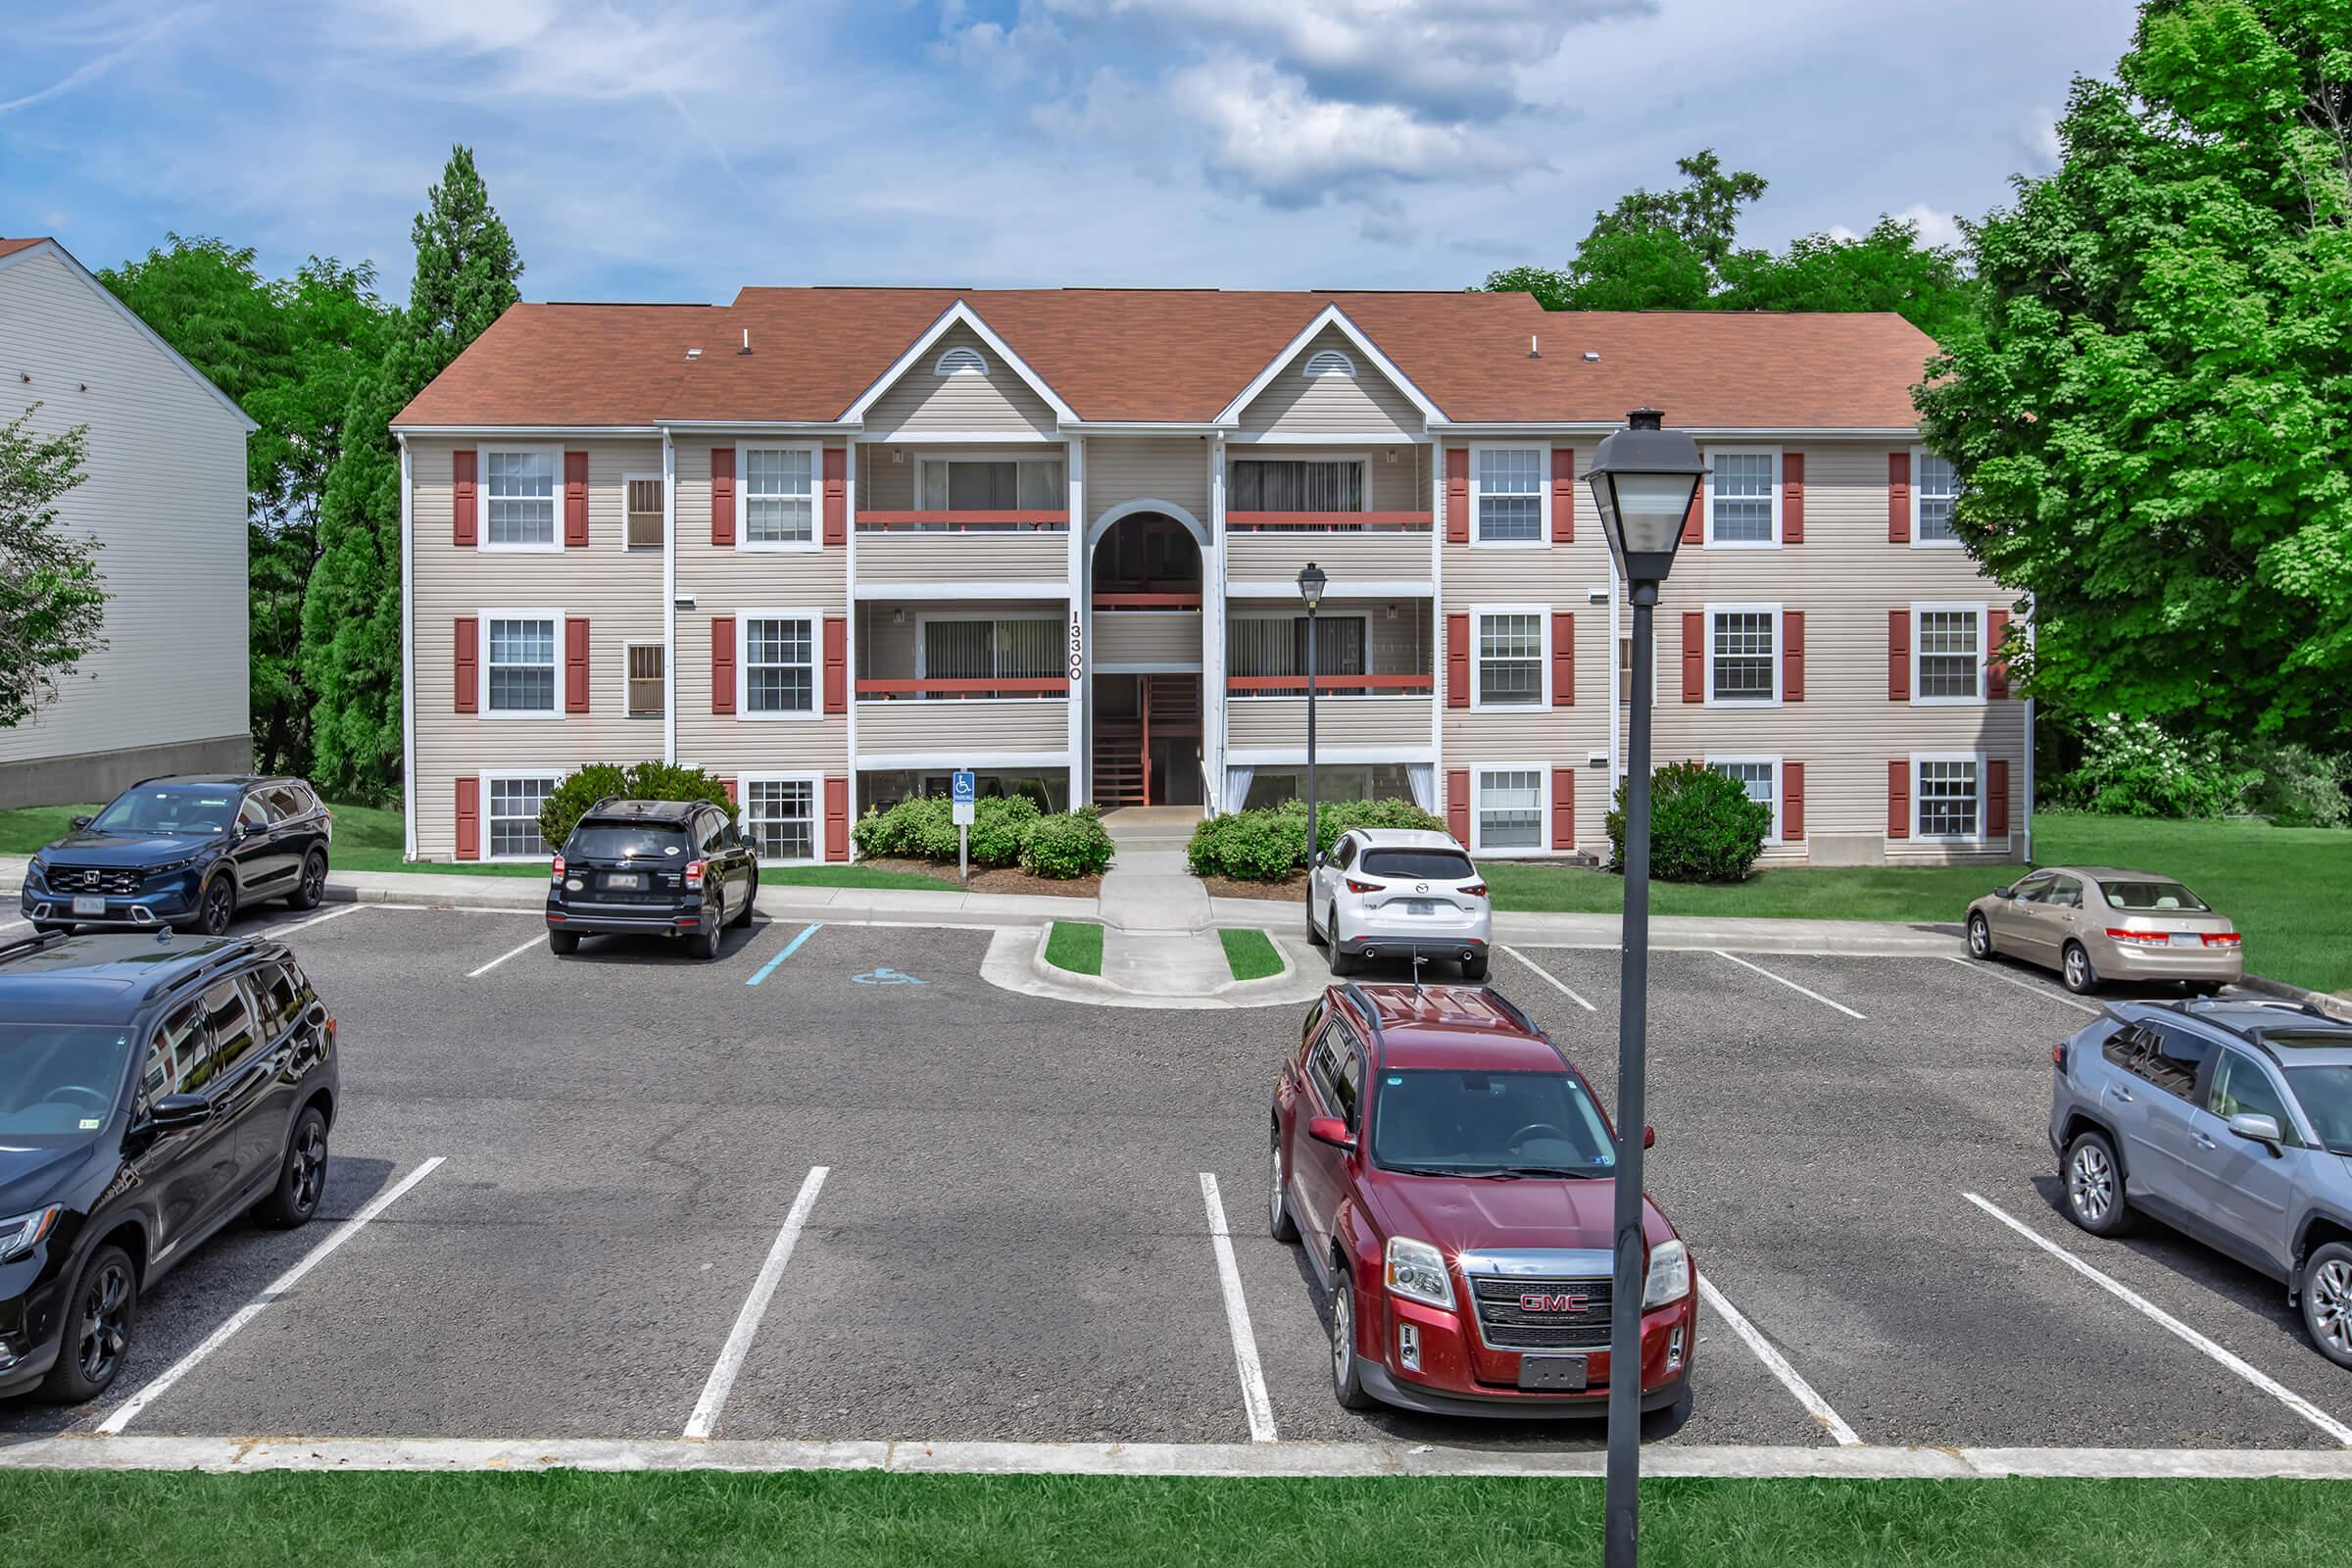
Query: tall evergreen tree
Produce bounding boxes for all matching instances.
[305,147,521,802]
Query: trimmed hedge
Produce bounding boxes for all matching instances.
[1187,797,1446,881]
[1604,761,1770,883]
[536,762,733,853]
[851,794,1109,879]
[1020,811,1115,878]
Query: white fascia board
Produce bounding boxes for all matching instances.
[1061,420,1233,436]
[854,750,1072,771]
[1214,303,1445,426]
[851,579,1073,602]
[1225,578,1433,600]
[1,239,260,432]
[391,423,665,436]
[839,300,1079,426]
[656,420,862,435]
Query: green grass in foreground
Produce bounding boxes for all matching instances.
[1046,919,1104,975]
[0,1471,2342,1568]
[1219,926,1284,981]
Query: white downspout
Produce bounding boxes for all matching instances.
[398,434,416,861]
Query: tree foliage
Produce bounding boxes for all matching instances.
[0,409,105,727]
[1914,0,2352,751]
[306,146,522,803]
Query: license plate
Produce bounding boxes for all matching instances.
[606,872,645,891]
[73,895,107,916]
[1399,900,1440,915]
[2169,932,2201,947]
[1518,1355,1588,1392]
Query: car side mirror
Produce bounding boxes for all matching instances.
[70,814,93,830]
[1306,1115,1355,1152]
[1993,886,2014,900]
[1312,850,1328,868]
[148,1094,212,1132]
[2227,1112,2283,1151]
[1643,1124,1656,1150]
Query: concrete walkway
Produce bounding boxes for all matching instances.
[1092,806,1234,1000]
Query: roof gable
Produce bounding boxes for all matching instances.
[842,300,1077,429]
[0,237,259,432]
[1216,302,1442,426]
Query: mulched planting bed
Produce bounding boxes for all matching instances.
[859,858,1100,899]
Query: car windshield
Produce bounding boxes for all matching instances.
[1372,1068,1617,1175]
[0,1023,132,1143]
[2284,1065,2352,1155]
[1359,849,1476,881]
[87,786,238,836]
[566,824,690,860]
[2100,879,2209,912]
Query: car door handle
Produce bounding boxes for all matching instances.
[2112,1088,2135,1103]
[2192,1132,2218,1150]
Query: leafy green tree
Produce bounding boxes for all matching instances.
[1717,217,1980,344]
[306,146,522,802]
[0,409,106,727]
[1915,0,2352,751]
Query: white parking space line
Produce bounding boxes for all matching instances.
[1964,1192,2352,1446]
[1695,1273,1862,1446]
[684,1165,829,1441]
[466,931,547,979]
[1943,954,2101,1015]
[98,1155,445,1435]
[1711,950,1866,1020]
[1500,946,1597,1012]
[258,904,367,939]
[1198,1173,1278,1444]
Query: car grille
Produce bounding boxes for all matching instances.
[1470,1273,1613,1350]
[46,864,143,896]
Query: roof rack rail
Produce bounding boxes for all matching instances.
[0,929,72,964]
[1479,986,1542,1037]
[140,939,257,1004]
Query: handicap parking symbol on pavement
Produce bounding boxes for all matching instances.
[853,965,926,985]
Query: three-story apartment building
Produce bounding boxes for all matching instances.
[392,288,2024,869]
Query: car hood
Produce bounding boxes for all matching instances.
[39,830,220,865]
[1364,1170,1677,1259]
[0,1138,104,1215]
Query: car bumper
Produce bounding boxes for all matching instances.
[545,900,712,938]
[0,1278,70,1399]
[2094,944,2244,983]
[1362,1292,1697,1418]
[1336,920,1493,960]
[21,885,198,928]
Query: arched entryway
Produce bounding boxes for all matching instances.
[1088,505,1204,807]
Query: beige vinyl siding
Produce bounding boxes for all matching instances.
[857,699,1068,760]
[1235,324,1422,439]
[1095,612,1202,668]
[1229,528,1431,587]
[858,531,1068,584]
[1229,696,1433,754]
[857,439,1065,513]
[0,248,249,772]
[1087,435,1210,530]
[861,323,1056,438]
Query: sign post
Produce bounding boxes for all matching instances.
[951,769,977,887]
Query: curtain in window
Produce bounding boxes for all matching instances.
[995,618,1059,677]
[1407,763,1436,813]
[1222,766,1254,816]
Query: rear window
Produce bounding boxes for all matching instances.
[1359,849,1476,881]
[565,824,690,860]
[2101,879,2208,912]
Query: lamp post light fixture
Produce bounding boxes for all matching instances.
[1297,562,1328,898]
[1584,408,1703,1568]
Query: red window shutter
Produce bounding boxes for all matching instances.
[1783,610,1805,703]
[824,776,850,861]
[1550,768,1576,850]
[722,777,739,808]
[1681,612,1704,703]
[1783,761,1806,842]
[711,615,737,714]
[564,450,589,547]
[1446,768,1470,847]
[453,617,477,713]
[822,446,848,545]
[1682,469,1704,545]
[1550,446,1575,542]
[1446,612,1470,708]
[1783,452,1804,543]
[1446,447,1470,543]
[823,613,848,713]
[1986,608,2011,699]
[1551,611,1575,706]
[452,449,478,547]
[454,777,479,861]
[1887,760,1911,839]
[564,617,590,712]
[1888,452,1911,543]
[711,447,735,546]
[1888,610,1912,701]
[1988,759,2011,838]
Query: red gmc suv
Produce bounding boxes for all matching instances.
[1270,982,1697,1421]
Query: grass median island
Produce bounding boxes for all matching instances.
[1046,919,1104,975]
[0,1470,2343,1568]
[1219,926,1284,982]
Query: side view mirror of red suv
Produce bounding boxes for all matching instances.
[1644,1124,1657,1150]
[1306,1115,1356,1151]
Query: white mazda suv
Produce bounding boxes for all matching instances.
[1306,827,1494,981]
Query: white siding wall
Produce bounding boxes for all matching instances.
[1087,435,1210,530]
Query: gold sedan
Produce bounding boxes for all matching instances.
[1966,865,2243,995]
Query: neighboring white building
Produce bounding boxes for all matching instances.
[0,236,255,807]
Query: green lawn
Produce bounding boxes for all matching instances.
[1046,919,1104,975]
[1219,926,1284,981]
[0,1470,2342,1568]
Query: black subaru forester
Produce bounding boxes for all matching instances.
[545,798,759,959]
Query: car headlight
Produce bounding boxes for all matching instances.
[0,1205,61,1264]
[1384,1236,1454,1309]
[1642,1239,1691,1308]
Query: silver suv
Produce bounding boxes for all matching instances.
[1306,828,1493,981]
[2049,996,2352,1366]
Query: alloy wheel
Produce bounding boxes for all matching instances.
[1268,1140,1284,1229]
[2312,1259,2352,1357]
[76,1259,132,1384]
[301,856,325,904]
[290,1121,327,1213]
[2069,1143,2114,1225]
[1331,1287,1353,1387]
[2066,947,2090,990]
[1968,914,1989,957]
[202,880,233,935]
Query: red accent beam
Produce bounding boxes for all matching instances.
[1226,511,1434,531]
[855,678,1068,697]
[856,510,1068,530]
[1225,674,1435,693]
[1093,592,1202,609]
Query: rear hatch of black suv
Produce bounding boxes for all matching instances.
[555,818,696,915]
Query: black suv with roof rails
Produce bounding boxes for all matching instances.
[0,929,338,1402]
[23,774,333,938]
[545,798,759,959]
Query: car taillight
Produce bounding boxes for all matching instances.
[1459,882,1487,897]
[551,854,565,884]
[2052,1041,2067,1068]
[2202,932,2242,948]
[684,859,705,889]
[2105,928,2173,948]
[1345,878,1380,894]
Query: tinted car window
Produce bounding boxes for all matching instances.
[2282,1066,2352,1155]
[2207,1052,2299,1144]
[2131,1022,2213,1100]
[91,785,239,835]
[248,959,305,1038]
[238,796,271,832]
[1335,1045,1363,1129]
[2101,879,2208,911]
[142,1002,208,1102]
[0,1022,135,1139]
[2100,1024,2144,1069]
[2011,871,2054,904]
[2046,875,2083,910]
[699,811,728,854]
[203,979,259,1078]
[1372,1069,1616,1174]
[262,785,311,822]
[567,824,691,860]
[1360,849,1476,880]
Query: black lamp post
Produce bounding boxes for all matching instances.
[1297,562,1327,894]
[1584,408,1703,1568]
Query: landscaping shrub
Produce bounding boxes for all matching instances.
[2241,744,2351,829]
[2054,715,2259,819]
[1605,762,1770,883]
[1299,797,1446,856]
[966,794,1041,866]
[1020,810,1115,878]
[1190,798,1445,879]
[535,761,730,853]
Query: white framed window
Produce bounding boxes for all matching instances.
[623,472,663,551]
[481,447,560,551]
[738,610,820,719]
[623,641,664,718]
[1228,457,1368,513]
[1471,606,1547,709]
[934,346,987,376]
[479,610,562,717]
[740,444,818,549]
[1471,444,1547,545]
[1914,450,1961,546]
[1705,605,1781,706]
[1473,765,1547,857]
[1229,612,1370,686]
[739,774,820,862]
[1704,447,1781,548]
[1303,349,1356,378]
[1912,603,1986,705]
[916,614,1063,684]
[1618,626,1660,708]
[1707,757,1782,844]
[1914,754,1984,841]
[917,456,1065,512]
[483,773,561,860]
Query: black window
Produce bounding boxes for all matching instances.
[1333,836,1357,870]
[2100,1023,2144,1071]
[247,960,305,1038]
[202,980,259,1081]
[1359,849,1476,881]
[1309,1021,1364,1128]
[566,823,691,860]
[262,785,312,821]
[141,1002,207,1104]
[699,811,728,855]
[2207,1051,2299,1144]
[1335,1046,1363,1129]
[2130,1021,2214,1100]
[1299,998,1324,1050]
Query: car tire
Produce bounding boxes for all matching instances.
[1328,1271,1378,1410]
[1967,911,1994,959]
[1268,1131,1299,1244]
[252,1105,329,1229]
[2061,941,2099,995]
[2301,1241,2352,1369]
[1325,906,1357,976]
[38,1243,137,1404]
[1306,905,1326,948]
[731,875,756,929]
[697,906,724,960]
[2061,1128,2133,1238]
[1461,956,1490,983]
[286,849,329,909]
[184,874,236,937]
[548,928,580,956]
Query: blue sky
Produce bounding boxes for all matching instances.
[4,0,2141,305]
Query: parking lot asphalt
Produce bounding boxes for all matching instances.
[4,903,2348,1455]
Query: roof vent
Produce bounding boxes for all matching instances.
[1528,334,1541,359]
[936,346,986,376]
[1583,350,1600,363]
[739,328,752,357]
[686,348,703,360]
[1303,349,1355,379]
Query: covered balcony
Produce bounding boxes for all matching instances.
[1224,449,1433,593]
[855,445,1072,589]
[1223,597,1435,754]
[853,600,1071,760]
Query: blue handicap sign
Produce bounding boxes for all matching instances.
[853,966,926,986]
[951,769,977,805]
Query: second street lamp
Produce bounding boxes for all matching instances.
[1583,408,1703,1568]
[1297,562,1327,900]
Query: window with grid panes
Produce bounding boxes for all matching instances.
[1709,452,1774,543]
[485,618,556,712]
[1918,611,1981,698]
[744,449,814,544]
[1477,613,1542,705]
[625,477,663,548]
[1917,455,1959,543]
[744,618,815,713]
[1917,760,1980,837]
[487,776,555,857]
[1478,769,1543,849]
[1476,449,1544,542]
[626,644,664,717]
[744,779,816,860]
[1710,761,1776,837]
[1711,612,1775,702]
[484,451,556,545]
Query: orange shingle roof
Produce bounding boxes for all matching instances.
[0,236,56,259]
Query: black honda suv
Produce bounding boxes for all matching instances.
[23,775,333,937]
[546,798,759,959]
[0,930,338,1402]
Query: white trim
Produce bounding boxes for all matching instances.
[1469,761,1550,858]
[1910,446,1965,549]
[1910,601,1989,706]
[1430,447,1444,785]
[1225,430,1430,446]
[1468,441,1549,549]
[0,238,259,431]
[1086,496,1209,550]
[734,772,824,866]
[478,770,564,861]
[737,608,825,721]
[851,428,1061,446]
[1226,577,1432,600]
[1702,444,1783,550]
[1704,755,1785,845]
[736,442,823,553]
[620,469,664,552]
[852,578,1074,602]
[477,608,565,718]
[1225,745,1434,766]
[1910,751,1989,843]
[399,435,416,862]
[841,300,1080,425]
[934,346,987,376]
[1302,349,1355,379]
[1213,303,1445,425]
[662,431,677,762]
[620,638,666,720]
[1702,603,1784,708]
[1467,604,1550,711]
[475,445,564,553]
[393,423,666,436]
[855,749,1072,770]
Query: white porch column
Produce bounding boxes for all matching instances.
[1068,437,1088,808]
[1204,433,1228,812]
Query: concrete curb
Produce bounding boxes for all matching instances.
[2236,970,2352,1022]
[980,925,1322,1011]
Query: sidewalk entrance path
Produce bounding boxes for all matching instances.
[1093,807,1238,999]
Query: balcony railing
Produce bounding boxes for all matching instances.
[1093,591,1202,610]
[1225,511,1433,531]
[855,678,1067,701]
[857,510,1069,531]
[1226,674,1434,697]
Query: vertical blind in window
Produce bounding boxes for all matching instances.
[920,617,1060,683]
[1230,460,1363,513]
[1228,616,1367,679]
[921,460,1064,512]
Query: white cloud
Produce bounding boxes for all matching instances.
[1894,203,1965,249]
[2019,103,2063,170]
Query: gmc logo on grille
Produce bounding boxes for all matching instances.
[1520,1291,1590,1314]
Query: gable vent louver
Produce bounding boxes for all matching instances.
[934,346,987,376]
[1303,349,1356,379]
